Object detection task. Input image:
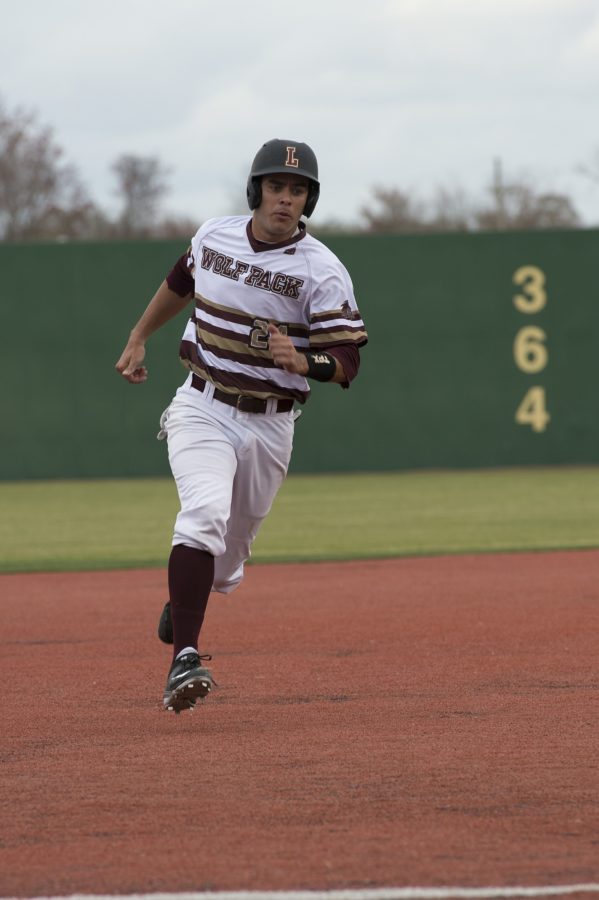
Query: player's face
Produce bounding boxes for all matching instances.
[252,174,310,242]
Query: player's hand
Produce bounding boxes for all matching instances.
[268,323,308,375]
[115,341,148,384]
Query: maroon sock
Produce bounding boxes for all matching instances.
[168,544,215,659]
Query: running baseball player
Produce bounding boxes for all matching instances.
[115,139,368,713]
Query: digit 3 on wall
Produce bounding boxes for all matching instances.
[512,265,550,433]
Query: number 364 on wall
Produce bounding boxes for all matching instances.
[512,265,550,433]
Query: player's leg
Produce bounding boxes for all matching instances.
[162,396,237,710]
[157,409,293,635]
[213,410,294,594]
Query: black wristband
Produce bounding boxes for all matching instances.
[303,351,337,382]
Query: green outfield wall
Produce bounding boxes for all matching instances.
[1,229,598,479]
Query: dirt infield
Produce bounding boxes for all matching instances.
[1,551,598,897]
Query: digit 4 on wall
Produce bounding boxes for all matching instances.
[512,265,550,433]
[515,386,550,433]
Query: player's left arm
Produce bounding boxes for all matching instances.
[303,257,367,386]
[268,324,348,383]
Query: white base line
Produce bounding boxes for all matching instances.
[3,887,599,900]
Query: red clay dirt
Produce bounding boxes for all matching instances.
[0,551,598,897]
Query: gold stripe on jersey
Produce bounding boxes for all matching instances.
[309,301,367,348]
[310,306,363,323]
[310,324,368,347]
[183,359,277,401]
[195,292,310,339]
[195,292,255,327]
[197,322,264,356]
[181,358,307,403]
[196,291,296,329]
[197,323,274,365]
[179,340,308,403]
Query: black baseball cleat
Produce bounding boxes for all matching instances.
[163,651,213,714]
[157,601,173,644]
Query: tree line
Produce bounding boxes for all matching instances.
[0,96,596,242]
[0,97,195,242]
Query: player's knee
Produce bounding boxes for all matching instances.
[212,561,245,594]
[173,508,227,557]
[212,573,243,594]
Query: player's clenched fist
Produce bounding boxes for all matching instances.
[115,341,149,384]
[268,323,308,375]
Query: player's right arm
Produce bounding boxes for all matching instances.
[115,280,193,383]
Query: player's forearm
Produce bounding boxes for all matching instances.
[276,347,346,383]
[276,352,345,381]
[328,357,347,383]
[269,324,348,384]
[128,280,192,344]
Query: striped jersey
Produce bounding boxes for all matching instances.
[176,216,367,405]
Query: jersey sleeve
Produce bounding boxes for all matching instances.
[166,245,195,297]
[308,258,368,351]
[328,342,361,388]
[166,218,223,296]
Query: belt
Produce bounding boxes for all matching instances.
[191,374,294,414]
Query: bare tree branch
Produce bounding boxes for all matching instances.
[111,154,170,237]
[0,97,98,240]
[358,162,581,234]
[360,187,429,234]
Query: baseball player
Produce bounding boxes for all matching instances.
[115,139,368,713]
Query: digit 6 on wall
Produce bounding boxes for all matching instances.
[512,265,550,433]
[513,325,547,373]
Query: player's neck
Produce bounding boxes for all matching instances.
[250,221,300,245]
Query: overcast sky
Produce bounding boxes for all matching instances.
[2,0,599,227]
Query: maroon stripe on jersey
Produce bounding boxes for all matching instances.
[283,323,310,340]
[196,297,309,340]
[199,338,279,370]
[311,306,364,323]
[311,323,368,339]
[311,310,348,323]
[198,320,308,356]
[198,319,254,346]
[209,366,307,403]
[180,340,200,365]
[179,341,308,403]
[195,295,252,327]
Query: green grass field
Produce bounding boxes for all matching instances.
[1,466,598,573]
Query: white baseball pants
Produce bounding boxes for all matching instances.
[160,379,296,594]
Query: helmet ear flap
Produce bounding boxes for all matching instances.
[246,176,261,211]
[303,182,320,218]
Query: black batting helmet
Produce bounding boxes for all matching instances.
[246,139,320,218]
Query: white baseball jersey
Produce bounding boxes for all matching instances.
[177,215,368,404]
